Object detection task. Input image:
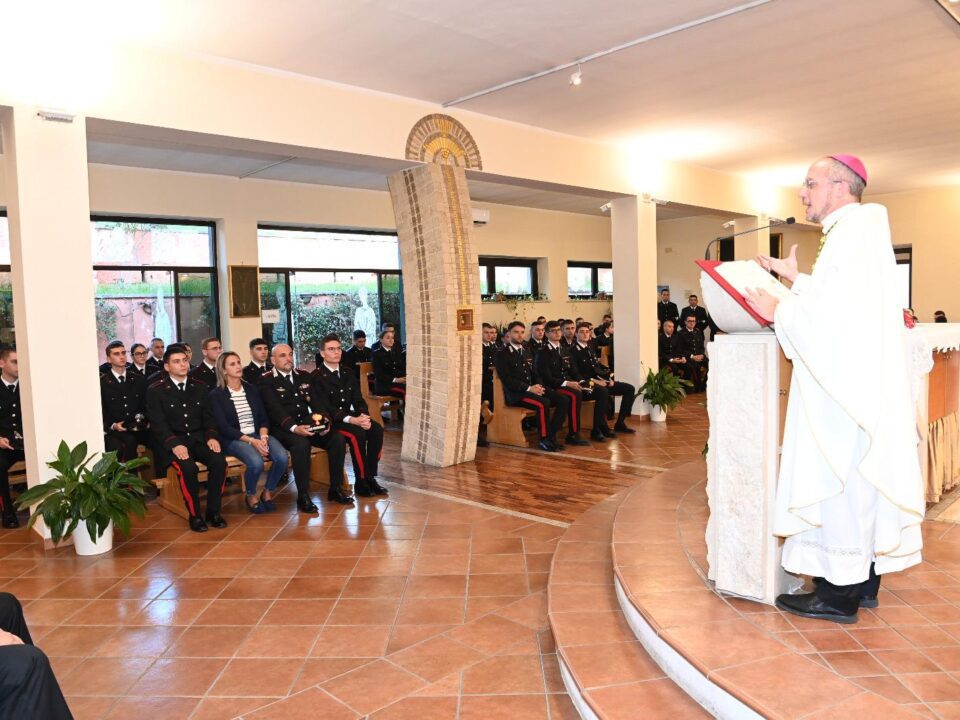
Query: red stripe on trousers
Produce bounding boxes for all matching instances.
[170,461,197,517]
[391,386,406,397]
[337,429,365,480]
[520,397,547,437]
[557,388,579,432]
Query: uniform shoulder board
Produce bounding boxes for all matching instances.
[148,377,167,389]
[261,368,273,377]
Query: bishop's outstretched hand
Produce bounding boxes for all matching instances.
[756,243,799,282]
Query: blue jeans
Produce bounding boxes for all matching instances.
[226,435,289,497]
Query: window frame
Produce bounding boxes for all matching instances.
[91,215,221,343]
[894,244,913,309]
[0,209,8,273]
[479,256,539,299]
[566,260,613,299]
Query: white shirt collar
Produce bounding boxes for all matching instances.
[821,202,859,234]
[548,341,561,350]
[112,369,126,381]
[323,362,340,373]
[134,363,146,371]
[3,378,17,389]
[203,360,216,371]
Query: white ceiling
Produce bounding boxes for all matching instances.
[133,0,960,194]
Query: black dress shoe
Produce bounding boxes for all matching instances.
[259,491,277,512]
[565,434,590,447]
[371,482,388,495]
[298,496,320,513]
[812,577,879,609]
[590,432,607,442]
[188,516,208,533]
[205,513,227,529]
[775,592,858,624]
[600,426,616,438]
[538,439,559,452]
[355,484,376,498]
[614,423,636,434]
[3,512,19,529]
[326,490,353,506]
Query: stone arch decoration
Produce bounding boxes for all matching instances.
[405,113,482,170]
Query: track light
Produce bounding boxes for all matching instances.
[569,64,582,87]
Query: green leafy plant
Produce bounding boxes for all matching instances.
[16,441,151,545]
[636,368,692,412]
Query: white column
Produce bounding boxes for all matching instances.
[733,214,770,261]
[216,214,262,355]
[611,195,658,389]
[1,106,103,539]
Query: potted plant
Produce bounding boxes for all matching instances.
[636,368,692,422]
[16,441,151,556]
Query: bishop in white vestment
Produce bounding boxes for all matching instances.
[747,155,924,624]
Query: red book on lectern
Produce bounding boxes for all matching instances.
[695,259,785,328]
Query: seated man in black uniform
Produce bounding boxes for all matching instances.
[678,314,708,391]
[334,330,372,380]
[243,337,273,384]
[370,323,396,352]
[146,345,227,533]
[571,323,637,434]
[478,323,499,447]
[536,322,591,446]
[371,329,406,398]
[261,343,352,508]
[528,321,547,353]
[98,340,131,375]
[100,340,150,463]
[313,334,386,498]
[0,593,72,719]
[0,348,23,529]
[594,314,613,338]
[146,337,165,373]
[679,294,709,332]
[493,321,570,452]
[658,320,687,377]
[188,337,222,389]
[560,319,577,349]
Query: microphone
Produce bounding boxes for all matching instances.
[704,217,795,260]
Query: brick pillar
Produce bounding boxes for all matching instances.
[387,164,481,467]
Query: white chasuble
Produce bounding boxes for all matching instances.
[773,203,924,585]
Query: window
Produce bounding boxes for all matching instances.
[91,217,219,359]
[894,245,912,310]
[479,257,539,298]
[0,212,12,345]
[567,261,613,299]
[258,226,403,371]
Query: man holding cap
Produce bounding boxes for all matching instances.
[746,155,924,624]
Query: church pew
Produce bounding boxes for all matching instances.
[486,371,536,447]
[358,361,402,427]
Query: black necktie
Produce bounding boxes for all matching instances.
[118,375,125,384]
[7,384,14,394]
[334,370,340,380]
[177,382,185,392]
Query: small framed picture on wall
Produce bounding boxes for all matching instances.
[229,265,261,318]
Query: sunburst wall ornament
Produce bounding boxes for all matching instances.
[405,114,482,170]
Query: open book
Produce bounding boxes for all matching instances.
[695,259,792,327]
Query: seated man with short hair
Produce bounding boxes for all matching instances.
[0,348,23,529]
[658,320,686,376]
[243,337,273,385]
[528,321,547,353]
[0,592,72,719]
[572,323,636,434]
[338,330,372,380]
[536,321,591,446]
[370,323,396,352]
[560,319,577,348]
[146,337,165,373]
[100,340,150,464]
[678,314,708,392]
[189,337,222,389]
[260,343,352,508]
[146,345,227,533]
[313,334,386,498]
[371,329,406,398]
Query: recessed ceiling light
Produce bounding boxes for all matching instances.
[569,64,582,87]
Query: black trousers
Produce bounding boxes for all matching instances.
[509,390,569,441]
[0,447,25,519]
[273,427,346,498]
[104,429,151,464]
[0,593,73,720]
[552,386,584,436]
[165,438,226,519]
[608,381,636,424]
[815,563,881,615]
[585,385,611,431]
[336,422,383,491]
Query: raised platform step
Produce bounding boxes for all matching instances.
[611,460,958,719]
[547,489,709,719]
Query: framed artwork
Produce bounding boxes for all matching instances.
[456,306,475,334]
[229,265,261,318]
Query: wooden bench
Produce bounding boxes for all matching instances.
[155,446,347,520]
[359,361,403,427]
[599,346,610,368]
[8,443,157,490]
[485,371,596,446]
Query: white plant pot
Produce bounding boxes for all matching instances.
[73,521,114,556]
[649,405,668,423]
[638,399,653,417]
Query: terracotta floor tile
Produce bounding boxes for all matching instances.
[163,625,250,657]
[663,619,789,671]
[823,650,889,677]
[801,691,927,719]
[279,576,347,599]
[327,597,401,625]
[129,657,228,696]
[548,583,621,613]
[584,679,710,720]
[241,687,359,719]
[369,696,458,720]
[259,598,335,625]
[853,675,920,704]
[341,575,407,598]
[632,589,739,628]
[157,577,230,600]
[403,574,467,598]
[803,629,864,653]
[458,693,548,720]
[208,657,305,696]
[468,572,529,596]
[312,625,392,657]
[461,653,545,694]
[103,695,200,719]
[874,648,943,674]
[546,692,582,720]
[409,554,469,575]
[898,672,960,702]
[388,635,484,681]
[93,625,184,658]
[236,624,322,658]
[550,610,635,646]
[447,614,534,654]
[562,640,665,689]
[353,556,414,576]
[291,658,372,691]
[38,624,114,657]
[218,576,289,599]
[193,598,272,625]
[191,696,276,720]
[896,624,958,648]
[846,626,912,650]
[469,553,526,574]
[297,557,359,576]
[60,657,153,696]
[321,659,426,715]
[395,596,464,625]
[61,696,118,719]
[925,646,960,672]
[494,592,549,629]
[100,576,173,600]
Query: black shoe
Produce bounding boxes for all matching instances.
[371,482,388,496]
[298,495,320,513]
[188,516,208,533]
[565,434,590,447]
[812,577,879,609]
[259,491,277,512]
[600,426,616,438]
[246,497,267,514]
[3,512,19,529]
[205,513,227,529]
[590,432,607,442]
[538,439,559,452]
[775,592,858,625]
[325,490,353,506]
[614,423,636,434]
[355,484,376,498]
